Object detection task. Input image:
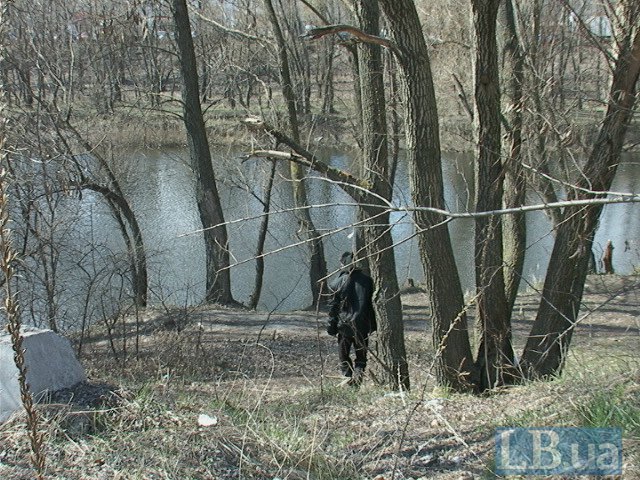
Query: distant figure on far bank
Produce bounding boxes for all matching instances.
[326,252,376,387]
[602,239,615,274]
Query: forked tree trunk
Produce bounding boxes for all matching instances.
[521,5,640,378]
[500,0,527,313]
[471,0,515,390]
[529,0,562,228]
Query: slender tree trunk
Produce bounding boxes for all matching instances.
[249,160,277,310]
[82,183,148,307]
[500,0,526,313]
[171,0,233,304]
[386,50,401,187]
[521,6,640,378]
[529,0,562,228]
[356,0,409,390]
[321,39,335,114]
[472,0,515,391]
[380,0,476,392]
[349,47,364,149]
[61,121,149,308]
[263,0,327,306]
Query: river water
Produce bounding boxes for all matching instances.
[68,148,640,312]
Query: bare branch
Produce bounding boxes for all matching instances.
[189,7,273,46]
[242,116,373,202]
[301,24,399,55]
[297,0,331,26]
[452,73,474,121]
[558,0,615,66]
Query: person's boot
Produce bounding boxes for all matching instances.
[338,362,354,386]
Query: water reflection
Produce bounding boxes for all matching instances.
[77,149,640,311]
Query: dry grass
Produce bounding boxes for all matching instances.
[1,276,639,479]
[68,93,360,153]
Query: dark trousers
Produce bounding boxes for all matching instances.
[337,332,368,377]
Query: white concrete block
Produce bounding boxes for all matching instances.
[0,327,86,423]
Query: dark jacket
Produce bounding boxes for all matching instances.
[328,269,377,337]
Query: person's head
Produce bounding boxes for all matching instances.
[340,251,354,270]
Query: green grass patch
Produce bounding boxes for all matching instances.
[575,386,640,436]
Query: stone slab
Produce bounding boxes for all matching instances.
[1,327,86,423]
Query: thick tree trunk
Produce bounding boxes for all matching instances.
[380,0,476,392]
[172,0,233,304]
[471,0,515,391]
[263,0,327,307]
[521,9,640,378]
[356,0,409,391]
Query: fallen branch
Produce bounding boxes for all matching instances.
[300,24,399,56]
[242,116,374,203]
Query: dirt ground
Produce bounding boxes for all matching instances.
[1,274,639,479]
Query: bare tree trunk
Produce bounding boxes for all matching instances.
[521,4,640,378]
[81,183,148,307]
[320,39,336,114]
[380,0,477,392]
[57,120,149,308]
[386,50,401,187]
[355,0,409,391]
[349,47,364,149]
[263,0,327,307]
[529,0,562,228]
[249,160,277,310]
[500,0,526,313]
[472,0,515,391]
[172,0,233,304]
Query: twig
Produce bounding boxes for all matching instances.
[0,21,47,474]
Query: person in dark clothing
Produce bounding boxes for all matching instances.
[326,252,377,386]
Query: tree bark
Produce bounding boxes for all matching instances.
[379,0,476,392]
[500,0,527,313]
[471,0,515,391]
[355,0,409,391]
[521,4,640,378]
[249,160,277,310]
[171,0,233,304]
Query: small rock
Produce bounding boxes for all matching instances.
[197,413,218,427]
[198,413,218,427]
[424,398,445,410]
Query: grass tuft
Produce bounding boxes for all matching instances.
[575,386,640,436]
